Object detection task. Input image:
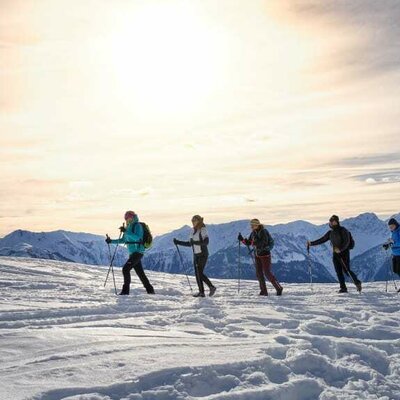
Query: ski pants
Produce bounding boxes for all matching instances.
[393,255,400,276]
[333,251,360,289]
[121,252,154,294]
[255,254,282,293]
[194,253,214,294]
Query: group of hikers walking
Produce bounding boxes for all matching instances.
[105,211,400,296]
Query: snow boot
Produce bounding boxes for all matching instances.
[146,286,155,294]
[259,290,268,296]
[209,286,217,297]
[276,288,283,296]
[355,282,362,292]
[193,292,205,298]
[119,285,129,295]
[338,288,348,293]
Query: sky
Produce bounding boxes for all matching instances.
[1,0,400,237]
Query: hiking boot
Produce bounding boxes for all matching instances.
[276,288,283,296]
[355,282,362,292]
[193,292,205,298]
[119,285,129,295]
[209,286,217,297]
[259,290,268,296]
[338,288,348,293]
[147,286,155,294]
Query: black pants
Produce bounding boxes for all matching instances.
[393,255,400,276]
[194,253,213,294]
[333,251,360,289]
[121,252,154,294]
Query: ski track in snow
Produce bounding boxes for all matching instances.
[0,257,399,400]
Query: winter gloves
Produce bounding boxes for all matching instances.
[238,233,244,242]
[105,236,112,244]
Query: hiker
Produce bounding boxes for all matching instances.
[384,218,400,281]
[238,219,283,296]
[307,215,362,293]
[106,211,154,295]
[173,215,216,298]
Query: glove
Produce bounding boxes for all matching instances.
[190,238,195,245]
[119,225,126,233]
[306,241,311,251]
[238,233,244,242]
[383,243,390,250]
[105,236,112,244]
[173,238,178,245]
[334,247,341,254]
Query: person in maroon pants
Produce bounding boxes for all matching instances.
[238,219,283,296]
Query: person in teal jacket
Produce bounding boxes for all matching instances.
[385,218,400,286]
[106,211,154,295]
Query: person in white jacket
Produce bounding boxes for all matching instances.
[174,215,216,297]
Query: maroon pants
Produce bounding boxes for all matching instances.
[255,254,282,294]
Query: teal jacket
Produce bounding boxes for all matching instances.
[111,214,145,255]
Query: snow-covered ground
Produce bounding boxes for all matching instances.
[0,257,399,400]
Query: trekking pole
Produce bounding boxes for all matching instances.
[336,254,361,294]
[175,244,193,292]
[104,230,122,294]
[191,242,202,294]
[307,245,313,292]
[106,237,118,295]
[237,239,241,294]
[386,256,389,293]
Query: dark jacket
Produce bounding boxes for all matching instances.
[310,225,351,253]
[244,228,273,256]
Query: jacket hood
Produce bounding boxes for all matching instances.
[128,214,139,224]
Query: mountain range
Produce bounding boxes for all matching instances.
[0,212,397,283]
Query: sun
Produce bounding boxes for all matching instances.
[108,2,224,117]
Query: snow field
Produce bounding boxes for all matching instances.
[0,257,399,400]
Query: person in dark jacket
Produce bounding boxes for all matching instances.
[238,219,282,296]
[173,215,216,298]
[106,211,154,295]
[384,218,400,287]
[307,215,361,293]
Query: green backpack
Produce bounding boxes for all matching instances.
[140,222,153,249]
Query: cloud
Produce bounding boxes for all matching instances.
[353,169,400,185]
[291,0,400,80]
[338,153,400,166]
[112,187,154,198]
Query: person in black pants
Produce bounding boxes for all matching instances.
[307,215,362,293]
[106,211,154,295]
[173,215,216,297]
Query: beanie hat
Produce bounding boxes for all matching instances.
[250,218,261,226]
[124,210,136,220]
[388,218,399,227]
[329,215,340,223]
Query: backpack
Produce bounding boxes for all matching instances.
[140,222,153,249]
[348,231,355,250]
[265,229,274,250]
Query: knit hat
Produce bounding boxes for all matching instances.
[388,218,399,227]
[250,218,261,226]
[124,210,136,220]
[329,215,340,223]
